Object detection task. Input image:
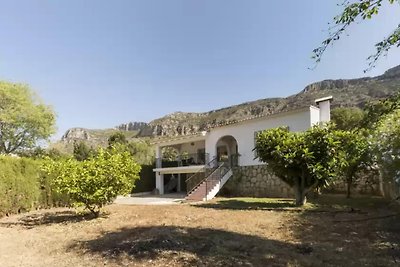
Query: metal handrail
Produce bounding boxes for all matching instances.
[186,159,233,199]
[205,162,231,200]
[185,157,218,195]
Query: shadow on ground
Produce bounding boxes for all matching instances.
[0,210,104,228]
[70,225,309,266]
[289,195,400,266]
[193,198,297,211]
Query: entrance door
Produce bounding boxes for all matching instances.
[217,145,229,162]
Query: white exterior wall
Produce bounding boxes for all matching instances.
[310,106,321,126]
[318,100,331,122]
[205,109,312,166]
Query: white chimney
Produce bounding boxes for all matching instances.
[315,96,333,123]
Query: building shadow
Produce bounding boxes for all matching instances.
[69,225,308,266]
[192,198,297,211]
[0,210,104,229]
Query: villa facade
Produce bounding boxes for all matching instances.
[152,96,332,201]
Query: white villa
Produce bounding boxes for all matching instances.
[152,96,332,201]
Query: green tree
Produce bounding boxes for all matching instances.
[0,81,56,154]
[331,107,365,131]
[361,92,400,129]
[373,108,400,191]
[108,131,127,147]
[127,141,155,165]
[336,130,370,198]
[73,141,95,161]
[254,125,342,206]
[314,0,399,71]
[42,147,141,216]
[107,132,155,164]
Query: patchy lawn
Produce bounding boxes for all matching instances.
[0,195,399,267]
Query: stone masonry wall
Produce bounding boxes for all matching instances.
[220,165,382,198]
[220,165,293,198]
[325,169,381,196]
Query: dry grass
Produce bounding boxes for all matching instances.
[0,194,399,267]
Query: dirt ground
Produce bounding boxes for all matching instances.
[0,195,399,267]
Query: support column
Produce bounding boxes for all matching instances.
[155,145,162,168]
[156,172,164,194]
[177,173,181,192]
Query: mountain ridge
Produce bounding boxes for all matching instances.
[61,64,400,143]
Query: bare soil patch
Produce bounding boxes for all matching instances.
[0,195,398,266]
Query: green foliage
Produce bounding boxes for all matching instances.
[361,92,400,129]
[42,147,141,216]
[0,81,56,154]
[73,141,95,161]
[127,141,155,165]
[314,0,399,71]
[373,109,400,186]
[331,107,365,131]
[254,125,343,206]
[19,147,68,160]
[335,130,371,198]
[162,146,179,161]
[0,156,68,217]
[131,165,156,194]
[108,131,128,147]
[0,156,40,215]
[107,132,154,165]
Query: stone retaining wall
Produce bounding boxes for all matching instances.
[220,165,293,198]
[324,170,381,196]
[219,164,382,198]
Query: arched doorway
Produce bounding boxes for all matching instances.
[215,135,239,167]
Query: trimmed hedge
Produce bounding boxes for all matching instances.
[132,165,156,194]
[0,156,69,217]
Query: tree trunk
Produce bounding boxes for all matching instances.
[294,176,307,206]
[346,177,352,198]
[378,167,386,197]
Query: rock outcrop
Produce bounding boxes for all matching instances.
[116,122,148,132]
[61,128,90,143]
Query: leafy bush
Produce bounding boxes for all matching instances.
[0,156,68,217]
[42,147,141,216]
[38,170,70,208]
[108,139,155,165]
[0,156,40,215]
[373,109,400,192]
[73,141,95,161]
[131,164,156,194]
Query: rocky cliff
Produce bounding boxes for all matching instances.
[60,64,400,143]
[129,65,400,137]
[116,122,148,132]
[61,128,90,143]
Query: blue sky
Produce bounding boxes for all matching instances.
[0,1,399,138]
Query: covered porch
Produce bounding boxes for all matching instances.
[153,132,208,195]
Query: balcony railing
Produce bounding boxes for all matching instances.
[156,153,209,168]
[218,153,240,168]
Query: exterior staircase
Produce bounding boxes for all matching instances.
[185,160,233,201]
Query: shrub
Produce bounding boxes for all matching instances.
[0,156,70,217]
[42,147,141,216]
[0,156,40,215]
